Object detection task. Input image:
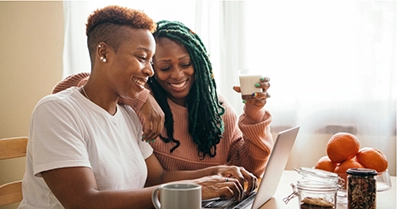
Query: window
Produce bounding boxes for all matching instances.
[63,0,396,174]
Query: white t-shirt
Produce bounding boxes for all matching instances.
[18,87,153,209]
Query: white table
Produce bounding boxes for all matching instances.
[259,170,396,209]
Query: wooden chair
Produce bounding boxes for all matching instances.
[0,136,28,206]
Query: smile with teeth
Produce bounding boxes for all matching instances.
[170,81,187,88]
[133,77,146,86]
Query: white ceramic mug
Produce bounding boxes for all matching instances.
[238,69,263,100]
[152,183,202,209]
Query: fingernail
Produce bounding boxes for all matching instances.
[260,77,265,82]
[145,139,156,143]
[252,92,258,97]
[242,100,247,104]
[255,83,260,88]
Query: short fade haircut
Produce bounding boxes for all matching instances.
[85,5,156,64]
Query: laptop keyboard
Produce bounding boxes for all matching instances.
[202,198,236,208]
[202,191,257,209]
[233,192,257,209]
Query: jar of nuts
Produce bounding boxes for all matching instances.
[346,168,377,209]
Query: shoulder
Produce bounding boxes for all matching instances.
[217,93,232,109]
[216,93,227,105]
[33,87,85,119]
[216,93,237,117]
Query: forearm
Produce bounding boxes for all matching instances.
[226,111,273,177]
[42,167,157,209]
[160,166,218,183]
[65,188,155,209]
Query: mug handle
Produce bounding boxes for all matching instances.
[152,187,162,209]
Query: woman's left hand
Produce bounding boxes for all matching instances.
[233,76,271,108]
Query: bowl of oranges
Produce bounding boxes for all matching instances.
[314,132,391,192]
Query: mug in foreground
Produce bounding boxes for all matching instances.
[152,183,202,209]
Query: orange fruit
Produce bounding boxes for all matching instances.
[356,147,388,172]
[315,156,337,172]
[334,158,364,186]
[326,132,360,163]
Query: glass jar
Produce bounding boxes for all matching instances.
[346,168,377,209]
[284,167,343,209]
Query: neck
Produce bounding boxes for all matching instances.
[81,86,90,100]
[80,85,118,115]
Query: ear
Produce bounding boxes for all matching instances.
[96,42,108,63]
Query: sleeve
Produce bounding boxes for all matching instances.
[220,95,273,177]
[138,137,154,160]
[52,72,90,94]
[30,97,91,177]
[128,88,150,111]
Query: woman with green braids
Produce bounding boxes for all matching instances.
[53,20,273,178]
[147,20,273,177]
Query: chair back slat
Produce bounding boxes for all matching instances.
[0,136,27,206]
[0,137,28,160]
[0,181,23,206]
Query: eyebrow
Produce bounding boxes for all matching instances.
[136,47,152,53]
[156,55,190,63]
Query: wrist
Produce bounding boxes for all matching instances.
[206,165,223,176]
[243,104,265,122]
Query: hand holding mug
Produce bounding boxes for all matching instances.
[234,69,270,107]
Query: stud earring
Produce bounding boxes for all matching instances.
[100,56,107,63]
[98,44,102,48]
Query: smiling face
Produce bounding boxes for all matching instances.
[105,27,156,100]
[152,37,194,106]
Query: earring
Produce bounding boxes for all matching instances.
[98,44,102,48]
[100,56,107,63]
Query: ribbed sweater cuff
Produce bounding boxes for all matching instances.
[243,104,267,123]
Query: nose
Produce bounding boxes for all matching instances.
[143,62,154,77]
[170,67,184,79]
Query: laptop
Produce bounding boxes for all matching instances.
[202,126,300,209]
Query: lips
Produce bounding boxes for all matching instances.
[133,77,147,89]
[170,81,187,88]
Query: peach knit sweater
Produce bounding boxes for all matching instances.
[53,73,273,177]
[151,96,273,177]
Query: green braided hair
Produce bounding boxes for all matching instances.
[149,20,225,158]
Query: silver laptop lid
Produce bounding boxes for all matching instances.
[251,126,300,209]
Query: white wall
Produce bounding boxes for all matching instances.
[0,2,64,209]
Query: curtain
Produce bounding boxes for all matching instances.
[63,0,396,175]
[242,1,396,174]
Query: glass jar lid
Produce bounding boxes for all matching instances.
[346,168,377,176]
[295,167,345,190]
[295,167,338,182]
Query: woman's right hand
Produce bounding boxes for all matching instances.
[192,175,245,201]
